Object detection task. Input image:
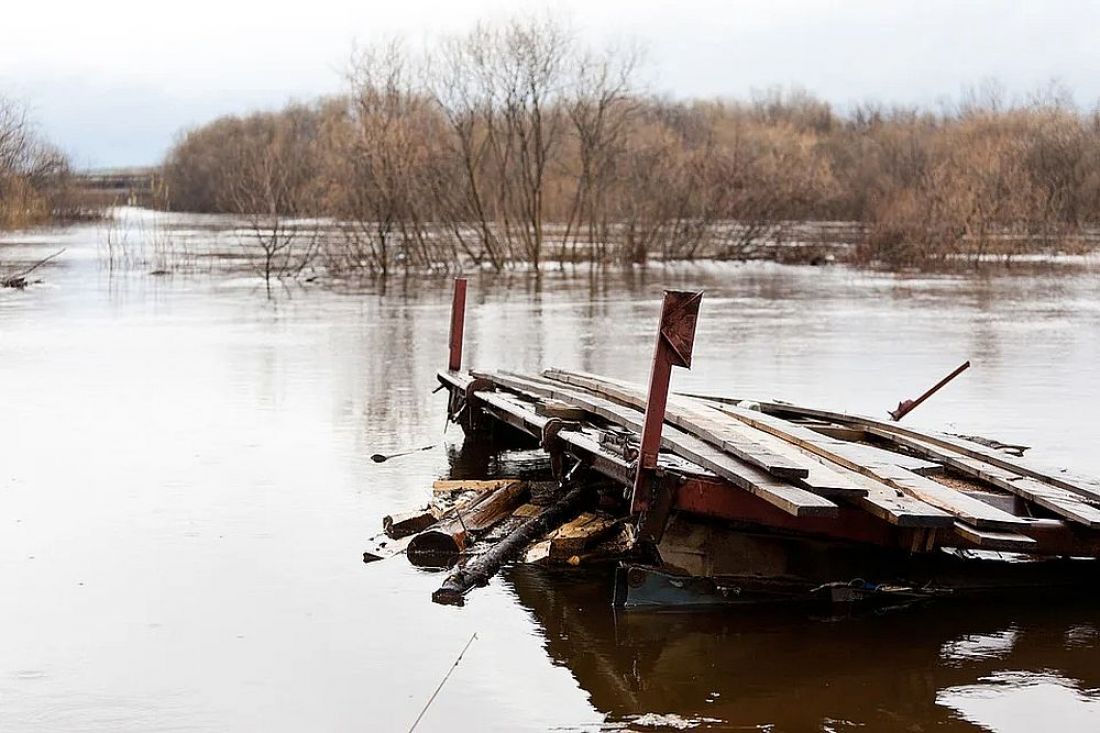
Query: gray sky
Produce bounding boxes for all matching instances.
[4,0,1099,168]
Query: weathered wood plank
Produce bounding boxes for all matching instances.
[829,441,944,476]
[529,370,809,481]
[382,509,437,539]
[545,372,874,497]
[432,479,521,494]
[858,430,1100,529]
[547,512,620,559]
[825,464,955,528]
[552,374,950,527]
[544,369,1026,531]
[707,404,1029,531]
[952,522,1038,552]
[483,372,838,518]
[756,400,1100,504]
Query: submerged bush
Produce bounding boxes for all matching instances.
[159,20,1100,270]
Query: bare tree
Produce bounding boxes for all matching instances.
[220,108,321,290]
[0,94,70,228]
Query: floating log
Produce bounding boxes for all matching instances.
[433,483,591,606]
[407,480,527,566]
[383,508,437,539]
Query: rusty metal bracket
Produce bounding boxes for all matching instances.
[452,377,493,434]
[890,360,971,421]
[541,418,567,479]
[631,290,703,514]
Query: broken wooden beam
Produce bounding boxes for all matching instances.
[383,508,437,539]
[407,480,528,566]
[433,482,591,605]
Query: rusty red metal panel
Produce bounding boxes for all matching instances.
[660,290,703,367]
[674,478,902,548]
[448,278,468,372]
[631,291,703,513]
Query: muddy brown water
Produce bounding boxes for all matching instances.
[3,209,1100,731]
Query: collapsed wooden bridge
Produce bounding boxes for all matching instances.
[369,280,1100,607]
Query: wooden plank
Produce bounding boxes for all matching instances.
[382,509,437,539]
[513,370,811,482]
[826,464,955,528]
[708,405,1030,531]
[546,369,926,482]
[512,503,542,519]
[756,400,1100,504]
[432,479,521,494]
[535,400,588,420]
[551,375,950,527]
[540,372,871,497]
[483,372,838,518]
[544,369,1027,531]
[952,522,1038,552]
[858,429,1100,529]
[829,441,943,476]
[547,513,620,559]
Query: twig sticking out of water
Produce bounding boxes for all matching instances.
[407,632,478,733]
[1,248,66,288]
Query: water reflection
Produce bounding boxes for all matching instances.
[507,567,1100,731]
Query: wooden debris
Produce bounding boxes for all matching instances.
[383,508,437,539]
[432,478,520,494]
[511,503,541,519]
[546,512,620,560]
[433,483,591,605]
[408,480,528,565]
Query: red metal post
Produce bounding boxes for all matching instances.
[890,360,971,421]
[631,290,703,514]
[448,278,468,372]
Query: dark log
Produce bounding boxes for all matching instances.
[407,480,526,567]
[432,483,592,606]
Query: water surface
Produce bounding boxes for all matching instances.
[2,211,1100,731]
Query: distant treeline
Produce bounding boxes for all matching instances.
[0,95,75,229]
[161,17,1100,272]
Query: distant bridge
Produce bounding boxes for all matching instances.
[73,166,159,207]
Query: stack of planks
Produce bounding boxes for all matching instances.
[465,367,1100,555]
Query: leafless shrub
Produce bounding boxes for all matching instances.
[155,18,1100,272]
[0,94,72,228]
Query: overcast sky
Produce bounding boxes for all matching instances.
[4,0,1099,168]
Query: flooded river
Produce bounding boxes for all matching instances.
[3,210,1100,731]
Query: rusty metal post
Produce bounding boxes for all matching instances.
[631,290,703,515]
[890,360,971,421]
[448,278,468,372]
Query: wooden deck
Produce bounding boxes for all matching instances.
[369,280,1100,607]
[439,366,1100,559]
